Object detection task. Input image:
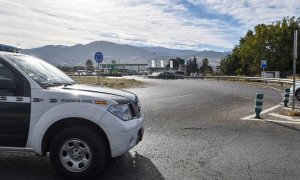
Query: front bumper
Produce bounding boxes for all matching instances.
[99,112,144,157]
[110,125,144,157]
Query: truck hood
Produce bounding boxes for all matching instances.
[61,84,137,103]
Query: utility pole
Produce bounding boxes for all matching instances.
[292,30,298,111]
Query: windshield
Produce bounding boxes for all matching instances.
[7,54,75,88]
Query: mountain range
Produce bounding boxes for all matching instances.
[22,41,231,67]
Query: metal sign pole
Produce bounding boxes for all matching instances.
[98,62,100,85]
[95,51,103,86]
[292,30,298,111]
[263,67,265,84]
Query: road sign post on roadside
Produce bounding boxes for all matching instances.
[95,51,104,85]
[261,60,267,77]
[292,30,298,111]
[261,60,267,84]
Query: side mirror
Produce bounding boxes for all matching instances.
[0,78,16,90]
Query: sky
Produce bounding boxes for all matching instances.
[0,0,299,51]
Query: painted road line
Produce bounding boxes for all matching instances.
[152,94,193,102]
[282,106,300,110]
[244,118,300,125]
[241,104,281,120]
[261,85,282,92]
[243,83,283,92]
[269,113,300,122]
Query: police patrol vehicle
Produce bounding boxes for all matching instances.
[0,45,144,179]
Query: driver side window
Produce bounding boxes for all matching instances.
[0,61,23,96]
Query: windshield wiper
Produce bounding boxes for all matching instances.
[62,82,76,87]
[43,82,64,88]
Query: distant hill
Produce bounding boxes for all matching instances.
[22,41,230,66]
[140,46,199,56]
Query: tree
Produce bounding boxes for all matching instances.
[85,59,94,72]
[220,16,300,76]
[186,56,198,75]
[199,58,213,74]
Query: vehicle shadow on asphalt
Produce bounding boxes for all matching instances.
[268,121,300,132]
[0,152,60,180]
[0,152,163,180]
[99,152,165,180]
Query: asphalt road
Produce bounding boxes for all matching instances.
[1,79,300,180]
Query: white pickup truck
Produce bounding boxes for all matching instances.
[0,51,144,179]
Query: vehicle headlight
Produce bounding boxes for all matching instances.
[108,104,133,121]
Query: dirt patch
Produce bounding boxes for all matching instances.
[73,77,143,89]
[279,108,300,117]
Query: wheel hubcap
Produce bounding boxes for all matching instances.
[59,139,92,172]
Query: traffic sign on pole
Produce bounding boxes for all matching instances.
[261,60,267,69]
[94,52,104,63]
[261,60,267,78]
[94,52,104,85]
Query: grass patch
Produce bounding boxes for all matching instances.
[73,77,143,89]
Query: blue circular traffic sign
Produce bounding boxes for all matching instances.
[94,52,104,63]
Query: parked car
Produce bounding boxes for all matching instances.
[290,82,300,100]
[147,72,160,78]
[170,71,184,79]
[0,51,144,180]
[86,71,93,76]
[157,71,175,79]
[198,73,206,79]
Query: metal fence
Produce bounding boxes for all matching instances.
[184,76,294,86]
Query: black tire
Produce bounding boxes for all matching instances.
[296,89,300,101]
[50,126,107,180]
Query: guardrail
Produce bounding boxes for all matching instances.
[68,74,123,77]
[68,74,294,86]
[184,76,294,86]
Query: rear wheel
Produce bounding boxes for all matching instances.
[50,126,107,180]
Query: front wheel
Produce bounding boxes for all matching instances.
[50,127,107,180]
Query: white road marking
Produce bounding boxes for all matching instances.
[260,85,283,92]
[241,104,300,125]
[244,118,300,125]
[241,104,281,120]
[269,113,300,122]
[241,82,283,92]
[152,94,193,102]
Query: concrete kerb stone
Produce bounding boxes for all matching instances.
[241,104,300,124]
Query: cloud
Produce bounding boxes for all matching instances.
[188,0,300,28]
[0,0,298,51]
